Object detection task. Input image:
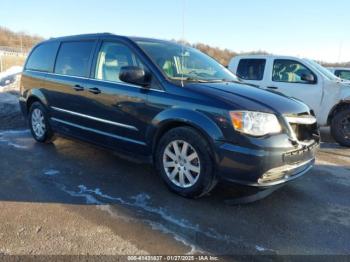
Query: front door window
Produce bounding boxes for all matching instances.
[272,59,316,84]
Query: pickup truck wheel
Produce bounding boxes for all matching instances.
[155,127,217,198]
[29,102,55,143]
[331,108,350,147]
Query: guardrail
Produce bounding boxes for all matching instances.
[0,47,28,72]
[0,46,28,57]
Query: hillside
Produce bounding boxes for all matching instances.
[0,26,348,68]
[0,26,43,51]
[177,40,269,66]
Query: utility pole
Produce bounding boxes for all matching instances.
[20,34,23,53]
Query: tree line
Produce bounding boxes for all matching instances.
[0,26,43,52]
[0,26,348,68]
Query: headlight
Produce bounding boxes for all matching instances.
[229,111,281,136]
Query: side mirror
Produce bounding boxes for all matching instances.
[119,66,151,87]
[301,73,315,83]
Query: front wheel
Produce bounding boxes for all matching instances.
[331,108,350,147]
[28,102,55,143]
[155,127,217,198]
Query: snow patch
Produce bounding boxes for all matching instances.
[0,130,30,136]
[79,187,201,233]
[0,66,22,80]
[0,66,22,89]
[6,142,28,149]
[43,169,60,176]
[59,185,274,254]
[60,184,103,205]
[255,245,267,252]
[0,129,31,149]
[60,184,203,254]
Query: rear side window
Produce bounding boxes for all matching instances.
[25,42,59,72]
[335,70,350,80]
[237,59,266,80]
[54,41,95,77]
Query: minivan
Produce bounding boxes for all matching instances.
[20,34,319,198]
[229,55,350,147]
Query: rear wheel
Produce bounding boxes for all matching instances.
[29,102,55,143]
[155,127,217,198]
[331,108,350,147]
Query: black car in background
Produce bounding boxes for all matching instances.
[19,33,319,198]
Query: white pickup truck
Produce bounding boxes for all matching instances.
[229,55,350,146]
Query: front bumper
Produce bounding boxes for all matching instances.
[216,138,318,188]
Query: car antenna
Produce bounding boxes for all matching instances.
[181,0,186,87]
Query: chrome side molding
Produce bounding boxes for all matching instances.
[51,106,138,131]
[51,117,146,146]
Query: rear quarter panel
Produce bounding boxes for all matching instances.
[20,70,49,114]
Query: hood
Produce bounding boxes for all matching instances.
[186,82,310,116]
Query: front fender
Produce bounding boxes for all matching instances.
[146,108,225,154]
[339,82,350,101]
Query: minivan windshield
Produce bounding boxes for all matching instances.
[306,59,340,81]
[136,40,238,83]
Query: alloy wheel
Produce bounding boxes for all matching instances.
[162,140,201,188]
[31,108,46,138]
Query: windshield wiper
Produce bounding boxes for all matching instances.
[220,79,242,84]
[180,77,212,83]
[187,78,239,83]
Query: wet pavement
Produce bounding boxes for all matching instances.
[0,127,349,256]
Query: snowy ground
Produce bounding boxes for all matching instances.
[0,77,26,129]
[0,66,22,87]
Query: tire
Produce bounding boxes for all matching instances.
[331,108,350,147]
[155,126,217,198]
[28,102,55,143]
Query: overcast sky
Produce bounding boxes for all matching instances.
[1,0,349,62]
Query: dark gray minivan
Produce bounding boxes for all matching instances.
[19,33,319,198]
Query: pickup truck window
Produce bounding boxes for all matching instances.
[237,59,266,80]
[335,70,350,80]
[273,59,315,84]
[54,41,95,77]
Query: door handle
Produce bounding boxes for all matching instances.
[88,87,101,94]
[73,84,84,91]
[267,86,278,90]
